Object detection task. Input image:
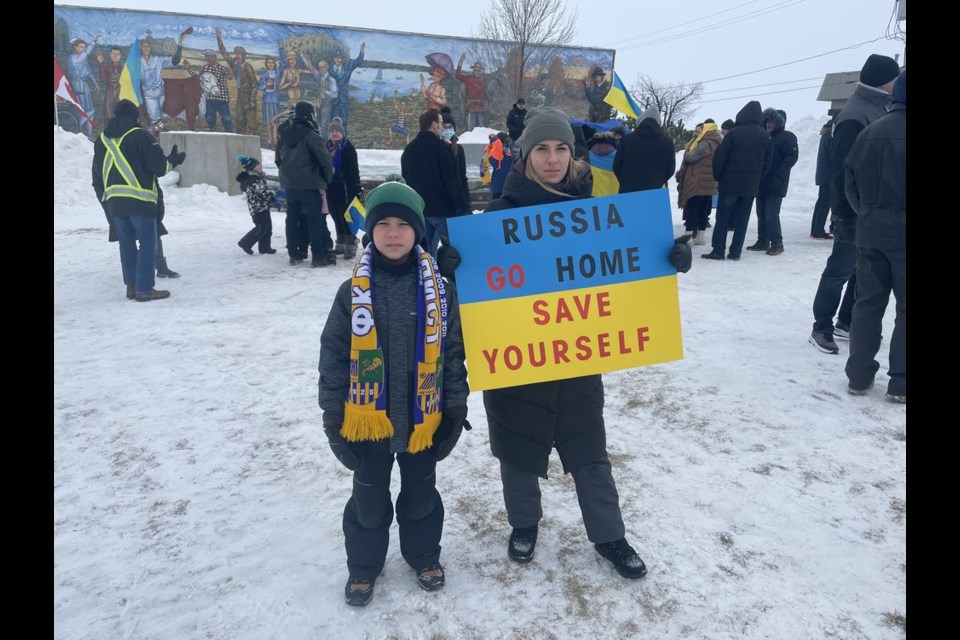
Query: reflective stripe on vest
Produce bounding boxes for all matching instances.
[100,129,165,204]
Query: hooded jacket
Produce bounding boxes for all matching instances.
[613,109,676,193]
[712,101,772,197]
[506,103,527,141]
[758,108,799,198]
[276,117,333,190]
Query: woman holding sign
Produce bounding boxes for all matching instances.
[480,107,691,579]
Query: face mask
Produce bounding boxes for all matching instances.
[441,128,455,141]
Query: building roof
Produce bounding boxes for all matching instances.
[817,71,860,101]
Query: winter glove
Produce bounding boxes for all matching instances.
[432,405,471,462]
[166,144,186,168]
[669,235,693,273]
[323,412,360,471]
[437,236,461,279]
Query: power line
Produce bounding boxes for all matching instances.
[618,1,806,52]
[605,0,768,46]
[697,84,822,104]
[696,36,887,83]
[700,77,821,95]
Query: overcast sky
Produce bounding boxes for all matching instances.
[61,0,905,124]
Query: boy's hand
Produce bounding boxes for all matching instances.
[323,412,359,471]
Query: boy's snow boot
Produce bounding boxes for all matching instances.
[416,563,445,592]
[344,576,375,607]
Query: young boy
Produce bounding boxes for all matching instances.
[235,155,277,254]
[318,182,470,606]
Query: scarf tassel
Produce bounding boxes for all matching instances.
[406,412,443,454]
[341,404,394,442]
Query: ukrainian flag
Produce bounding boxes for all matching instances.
[602,71,642,121]
[345,196,366,236]
[118,38,142,105]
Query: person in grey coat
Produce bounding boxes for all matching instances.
[318,182,469,606]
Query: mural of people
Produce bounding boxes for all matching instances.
[279,49,306,108]
[259,57,281,146]
[388,96,409,145]
[139,35,184,131]
[54,7,613,149]
[67,35,99,135]
[216,27,259,135]
[328,43,365,137]
[421,53,453,112]
[184,50,234,132]
[584,65,613,122]
[455,54,487,130]
[302,52,338,136]
[96,46,124,121]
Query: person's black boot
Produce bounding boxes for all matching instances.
[416,563,446,591]
[508,525,538,563]
[344,576,375,606]
[156,257,181,278]
[594,538,648,579]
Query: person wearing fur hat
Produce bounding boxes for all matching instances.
[809,54,900,355]
[613,105,676,194]
[276,101,335,266]
[235,156,277,255]
[748,108,799,256]
[479,106,691,581]
[92,99,185,301]
[842,70,906,402]
[325,117,362,259]
[676,119,722,244]
[319,181,470,606]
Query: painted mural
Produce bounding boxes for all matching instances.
[53,5,615,148]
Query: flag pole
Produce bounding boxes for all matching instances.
[54,92,59,128]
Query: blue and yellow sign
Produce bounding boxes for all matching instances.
[447,189,683,391]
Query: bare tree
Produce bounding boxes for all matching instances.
[471,0,578,104]
[632,74,703,147]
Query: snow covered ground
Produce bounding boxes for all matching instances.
[54,117,905,640]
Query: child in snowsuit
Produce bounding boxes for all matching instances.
[236,155,277,254]
[318,182,470,606]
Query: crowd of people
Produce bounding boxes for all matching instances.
[90,52,905,606]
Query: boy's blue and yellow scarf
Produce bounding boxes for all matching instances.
[341,243,447,453]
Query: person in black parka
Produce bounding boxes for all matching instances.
[703,100,772,261]
[613,105,676,193]
[749,108,798,255]
[843,70,906,401]
[479,107,692,580]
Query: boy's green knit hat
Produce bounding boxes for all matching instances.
[364,181,426,242]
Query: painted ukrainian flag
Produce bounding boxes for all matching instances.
[603,71,642,120]
[118,38,142,105]
[344,196,366,236]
